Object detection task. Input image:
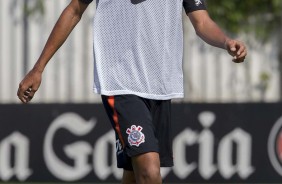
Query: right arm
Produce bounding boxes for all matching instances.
[17,0,90,103]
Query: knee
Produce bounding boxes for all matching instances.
[138,166,161,184]
[132,152,162,183]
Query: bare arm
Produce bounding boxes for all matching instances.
[188,10,247,63]
[17,0,90,103]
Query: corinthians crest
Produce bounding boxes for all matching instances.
[268,116,282,176]
[126,125,145,147]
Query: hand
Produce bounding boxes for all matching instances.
[225,39,247,63]
[17,69,42,103]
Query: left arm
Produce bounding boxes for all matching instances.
[187,10,247,63]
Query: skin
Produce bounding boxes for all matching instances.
[188,10,247,63]
[17,0,247,183]
[122,152,161,184]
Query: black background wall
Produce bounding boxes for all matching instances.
[0,103,282,183]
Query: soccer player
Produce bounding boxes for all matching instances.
[17,0,247,183]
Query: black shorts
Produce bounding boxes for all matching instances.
[102,95,173,170]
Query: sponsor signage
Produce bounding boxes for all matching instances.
[0,103,282,183]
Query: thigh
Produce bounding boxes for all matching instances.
[131,152,161,183]
[132,152,160,171]
[122,153,161,184]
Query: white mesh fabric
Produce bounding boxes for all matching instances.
[93,0,184,100]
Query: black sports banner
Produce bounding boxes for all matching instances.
[0,103,282,183]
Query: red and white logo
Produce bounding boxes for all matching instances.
[126,125,145,147]
[268,116,282,176]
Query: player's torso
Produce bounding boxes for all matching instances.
[93,0,185,99]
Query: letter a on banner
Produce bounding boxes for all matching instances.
[0,132,32,181]
[218,128,254,179]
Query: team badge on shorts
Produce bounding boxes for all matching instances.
[126,125,145,147]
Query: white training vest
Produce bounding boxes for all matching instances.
[93,0,185,100]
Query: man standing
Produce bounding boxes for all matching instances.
[17,0,247,183]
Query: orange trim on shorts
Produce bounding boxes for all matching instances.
[107,96,125,148]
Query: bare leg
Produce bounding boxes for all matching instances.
[132,152,162,184]
[122,170,136,184]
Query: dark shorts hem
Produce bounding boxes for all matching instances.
[126,149,159,158]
